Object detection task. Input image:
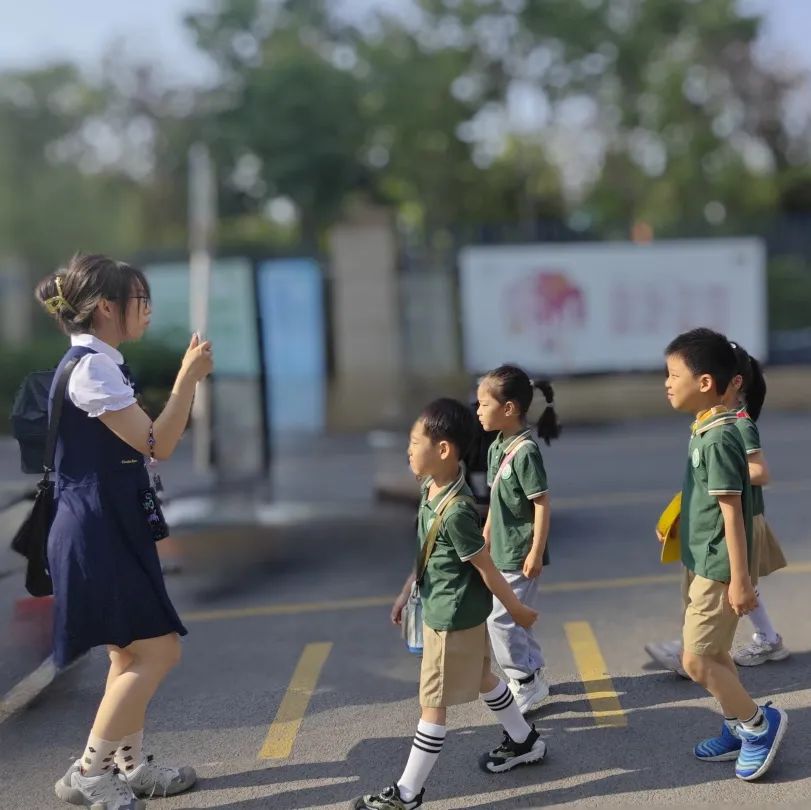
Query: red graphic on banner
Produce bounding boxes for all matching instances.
[504,271,586,350]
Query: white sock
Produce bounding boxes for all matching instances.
[723,716,738,734]
[748,598,780,645]
[79,734,119,778]
[397,720,445,802]
[115,729,145,774]
[740,707,766,734]
[481,681,531,744]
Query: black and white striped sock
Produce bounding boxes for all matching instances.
[397,720,445,802]
[481,681,531,744]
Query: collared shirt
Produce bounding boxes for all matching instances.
[417,471,491,632]
[486,430,549,571]
[67,334,137,418]
[681,407,754,582]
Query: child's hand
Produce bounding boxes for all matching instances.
[510,603,538,629]
[728,577,758,617]
[391,590,410,626]
[482,523,491,548]
[523,549,543,579]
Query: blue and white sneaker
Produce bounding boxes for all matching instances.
[735,703,788,781]
[694,722,742,762]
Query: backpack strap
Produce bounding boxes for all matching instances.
[43,357,81,475]
[416,494,477,585]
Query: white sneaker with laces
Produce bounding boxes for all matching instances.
[644,639,689,678]
[54,766,145,809]
[733,633,790,667]
[126,755,197,798]
[510,670,550,714]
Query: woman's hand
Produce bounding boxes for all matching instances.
[179,333,214,383]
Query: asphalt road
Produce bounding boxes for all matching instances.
[2,412,811,808]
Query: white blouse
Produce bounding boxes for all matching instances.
[68,334,137,418]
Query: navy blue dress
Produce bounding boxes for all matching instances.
[47,345,187,667]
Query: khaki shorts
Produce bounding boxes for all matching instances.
[419,622,491,708]
[681,569,739,656]
[750,514,787,579]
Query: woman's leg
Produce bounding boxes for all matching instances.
[92,633,181,741]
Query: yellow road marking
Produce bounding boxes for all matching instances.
[564,621,627,728]
[259,642,332,760]
[182,561,811,624]
[183,596,392,623]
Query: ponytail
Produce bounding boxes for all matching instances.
[729,341,767,422]
[745,356,766,422]
[532,379,562,446]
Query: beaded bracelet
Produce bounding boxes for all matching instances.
[147,423,163,492]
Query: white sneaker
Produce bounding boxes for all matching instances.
[510,671,551,714]
[126,755,197,798]
[733,633,790,667]
[54,766,145,809]
[644,639,689,678]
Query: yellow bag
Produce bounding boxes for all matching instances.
[656,492,682,565]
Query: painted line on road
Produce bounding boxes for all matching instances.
[182,561,811,624]
[564,621,627,728]
[183,596,392,623]
[259,642,332,760]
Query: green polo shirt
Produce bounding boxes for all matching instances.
[417,474,492,632]
[681,409,754,582]
[486,430,549,572]
[735,411,765,516]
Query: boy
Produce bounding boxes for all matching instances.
[664,328,786,781]
[353,398,546,810]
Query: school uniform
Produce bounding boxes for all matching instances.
[734,409,787,578]
[47,334,187,668]
[485,430,548,681]
[681,408,753,656]
[417,473,492,707]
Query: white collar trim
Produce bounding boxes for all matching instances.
[70,334,124,365]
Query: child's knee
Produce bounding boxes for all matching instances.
[682,651,708,683]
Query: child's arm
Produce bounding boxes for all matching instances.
[469,548,538,628]
[523,494,549,578]
[391,570,416,626]
[747,450,770,486]
[482,510,492,547]
[717,494,758,616]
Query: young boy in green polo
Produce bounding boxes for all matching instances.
[664,328,787,782]
[353,398,546,810]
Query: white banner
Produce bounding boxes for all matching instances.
[459,239,767,375]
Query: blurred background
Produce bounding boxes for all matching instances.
[1,0,811,450]
[2,0,811,746]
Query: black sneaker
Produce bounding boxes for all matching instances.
[351,783,424,809]
[479,725,547,774]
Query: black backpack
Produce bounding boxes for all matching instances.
[9,359,80,596]
[11,370,60,474]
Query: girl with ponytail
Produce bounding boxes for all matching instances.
[727,342,789,667]
[476,364,560,714]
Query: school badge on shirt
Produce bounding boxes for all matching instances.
[501,464,513,480]
[692,448,701,468]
